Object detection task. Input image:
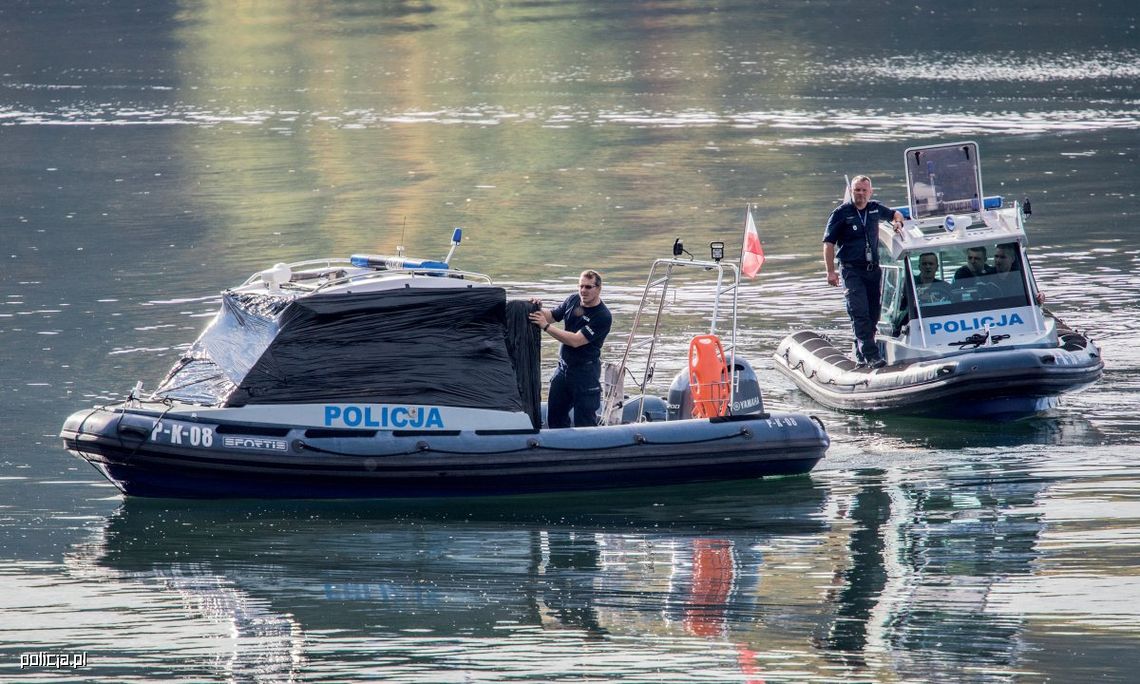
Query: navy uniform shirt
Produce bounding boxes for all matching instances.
[552,294,612,366]
[823,200,896,265]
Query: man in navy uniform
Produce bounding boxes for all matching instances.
[529,270,613,427]
[823,175,904,368]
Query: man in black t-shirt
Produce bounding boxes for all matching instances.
[993,242,1046,304]
[953,246,996,281]
[529,270,613,428]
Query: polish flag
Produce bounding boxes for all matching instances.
[741,208,765,279]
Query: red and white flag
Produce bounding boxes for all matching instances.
[741,207,765,279]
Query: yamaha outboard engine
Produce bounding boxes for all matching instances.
[667,357,765,420]
[730,358,765,415]
[666,369,692,421]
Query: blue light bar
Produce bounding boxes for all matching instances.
[349,254,450,270]
[898,195,1002,219]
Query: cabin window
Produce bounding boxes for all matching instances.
[911,242,1033,319]
[878,247,907,336]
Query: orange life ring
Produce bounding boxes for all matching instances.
[688,334,729,418]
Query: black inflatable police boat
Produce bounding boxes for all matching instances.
[61,232,828,498]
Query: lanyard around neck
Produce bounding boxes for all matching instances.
[856,205,875,262]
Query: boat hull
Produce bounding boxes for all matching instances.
[774,330,1103,419]
[61,404,828,499]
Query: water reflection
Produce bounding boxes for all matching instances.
[885,464,1044,680]
[819,469,891,667]
[846,50,1140,83]
[852,413,1108,450]
[56,460,1140,681]
[8,101,1137,136]
[66,480,831,680]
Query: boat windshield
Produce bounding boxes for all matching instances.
[905,141,983,220]
[908,242,1033,318]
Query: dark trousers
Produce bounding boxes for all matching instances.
[841,264,882,363]
[547,361,602,428]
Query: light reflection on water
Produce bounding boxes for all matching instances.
[5,102,1138,138]
[5,45,1138,137]
[845,50,1140,82]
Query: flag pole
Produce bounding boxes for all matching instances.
[734,203,751,406]
[738,203,749,272]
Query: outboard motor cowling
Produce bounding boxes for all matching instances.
[667,357,764,420]
[729,358,765,416]
[666,370,692,421]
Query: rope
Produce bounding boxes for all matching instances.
[117,402,177,463]
[295,426,752,459]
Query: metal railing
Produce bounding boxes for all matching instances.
[600,257,740,425]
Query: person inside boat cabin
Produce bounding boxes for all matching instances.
[913,252,949,304]
[529,269,613,428]
[953,246,996,281]
[915,252,944,287]
[994,242,1046,304]
[823,174,905,369]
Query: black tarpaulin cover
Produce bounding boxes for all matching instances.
[154,286,526,412]
[504,299,542,429]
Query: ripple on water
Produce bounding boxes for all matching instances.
[3,100,1138,140]
[839,50,1140,83]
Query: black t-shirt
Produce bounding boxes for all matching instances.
[552,294,612,366]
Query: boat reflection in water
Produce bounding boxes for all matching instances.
[66,479,828,680]
[845,411,1108,452]
[64,467,1139,681]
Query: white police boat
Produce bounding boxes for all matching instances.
[774,141,1103,420]
[61,231,828,498]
